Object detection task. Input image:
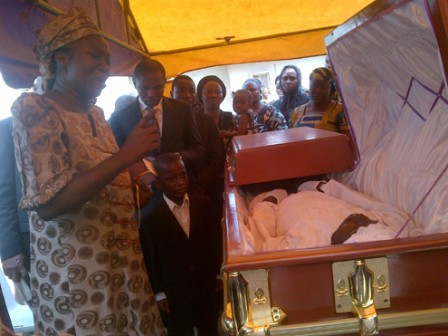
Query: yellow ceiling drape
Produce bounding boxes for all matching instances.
[0,0,374,88]
[130,0,375,76]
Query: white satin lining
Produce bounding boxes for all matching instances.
[328,0,448,235]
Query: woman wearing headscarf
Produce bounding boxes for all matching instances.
[11,8,166,336]
[195,75,231,294]
[242,78,287,132]
[289,67,350,136]
[273,65,310,123]
[196,75,233,131]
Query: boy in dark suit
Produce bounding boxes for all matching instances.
[139,153,220,336]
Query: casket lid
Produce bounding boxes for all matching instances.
[323,0,448,233]
[229,127,354,186]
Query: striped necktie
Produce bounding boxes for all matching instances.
[145,107,158,126]
[144,107,160,157]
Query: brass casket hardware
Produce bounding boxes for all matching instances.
[332,257,389,335]
[349,259,379,335]
[332,257,390,314]
[222,269,286,335]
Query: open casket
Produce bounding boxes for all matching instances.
[221,1,448,335]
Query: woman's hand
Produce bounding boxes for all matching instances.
[157,298,170,313]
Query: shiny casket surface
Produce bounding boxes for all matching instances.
[222,0,448,335]
[229,127,354,186]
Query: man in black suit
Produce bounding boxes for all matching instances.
[108,59,204,216]
[139,153,220,336]
[108,59,204,171]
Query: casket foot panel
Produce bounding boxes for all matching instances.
[222,269,448,336]
[222,262,448,335]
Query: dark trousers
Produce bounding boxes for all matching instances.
[161,280,219,336]
[0,284,14,332]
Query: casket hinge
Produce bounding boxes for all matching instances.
[222,269,286,335]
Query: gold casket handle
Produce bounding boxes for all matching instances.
[223,270,286,335]
[228,271,250,333]
[349,259,379,336]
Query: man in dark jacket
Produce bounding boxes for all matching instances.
[0,117,30,284]
[108,59,204,170]
[108,59,204,216]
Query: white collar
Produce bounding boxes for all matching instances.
[163,193,189,211]
[138,96,163,112]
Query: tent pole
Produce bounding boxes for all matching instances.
[123,0,150,56]
[94,0,102,30]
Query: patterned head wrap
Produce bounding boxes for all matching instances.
[309,67,336,95]
[34,8,101,92]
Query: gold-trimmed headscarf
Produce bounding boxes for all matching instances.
[309,67,337,97]
[34,7,101,92]
[309,67,334,83]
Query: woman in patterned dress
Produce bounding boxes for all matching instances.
[242,78,288,133]
[11,8,166,336]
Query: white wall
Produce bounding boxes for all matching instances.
[96,76,136,117]
[0,74,26,120]
[0,74,136,121]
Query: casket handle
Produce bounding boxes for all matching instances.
[349,259,379,336]
[228,271,249,332]
[223,269,286,335]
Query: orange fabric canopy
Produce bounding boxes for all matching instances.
[130,0,374,77]
[0,0,374,88]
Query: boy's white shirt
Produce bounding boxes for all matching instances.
[163,193,190,238]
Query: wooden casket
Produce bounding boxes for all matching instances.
[221,0,448,335]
